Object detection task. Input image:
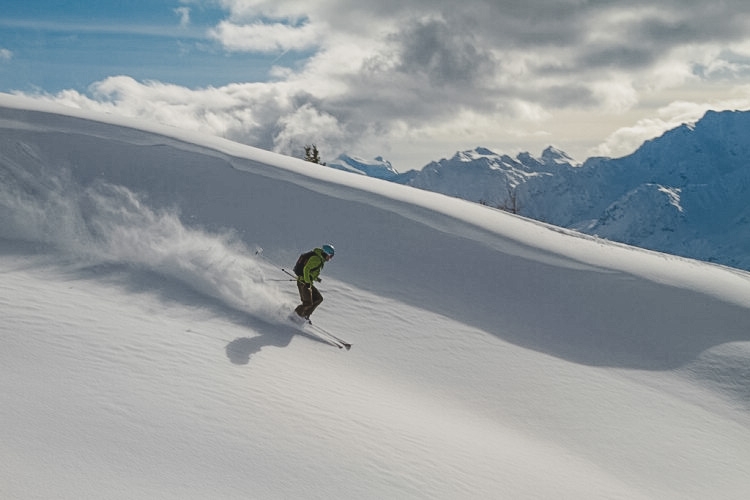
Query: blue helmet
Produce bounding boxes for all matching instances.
[322,244,335,257]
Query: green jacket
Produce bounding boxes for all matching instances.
[300,248,326,285]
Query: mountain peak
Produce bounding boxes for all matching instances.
[541,146,578,166]
[474,146,497,156]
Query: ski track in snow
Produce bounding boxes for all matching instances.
[2,94,750,499]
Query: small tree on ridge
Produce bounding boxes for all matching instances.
[304,144,326,165]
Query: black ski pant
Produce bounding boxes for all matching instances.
[295,281,323,318]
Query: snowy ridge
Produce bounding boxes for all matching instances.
[2,93,750,499]
[328,153,400,180]
[386,111,750,271]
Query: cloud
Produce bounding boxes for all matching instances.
[0,48,12,61]
[19,0,750,167]
[174,7,191,28]
[209,20,320,52]
[391,16,496,87]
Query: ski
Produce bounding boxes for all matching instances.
[288,314,349,349]
[306,321,352,350]
[304,327,346,349]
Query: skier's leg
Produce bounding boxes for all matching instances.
[296,282,313,317]
[306,286,324,317]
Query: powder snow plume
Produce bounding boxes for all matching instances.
[0,162,293,324]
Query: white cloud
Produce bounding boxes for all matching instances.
[200,1,750,148]
[0,48,12,61]
[19,0,750,168]
[209,20,320,52]
[174,7,191,28]
[273,103,347,153]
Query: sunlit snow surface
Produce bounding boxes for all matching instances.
[1,94,750,499]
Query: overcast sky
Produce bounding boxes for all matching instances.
[3,0,750,170]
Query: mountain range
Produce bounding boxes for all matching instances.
[332,110,750,271]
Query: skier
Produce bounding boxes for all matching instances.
[293,244,335,321]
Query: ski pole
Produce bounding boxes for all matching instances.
[255,247,299,281]
[282,268,299,280]
[254,248,289,275]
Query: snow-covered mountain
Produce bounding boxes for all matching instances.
[328,153,400,180]
[2,93,750,499]
[394,146,576,213]
[378,111,750,270]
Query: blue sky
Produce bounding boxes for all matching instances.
[3,1,750,170]
[0,1,289,92]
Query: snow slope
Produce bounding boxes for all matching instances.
[393,113,750,272]
[2,93,750,499]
